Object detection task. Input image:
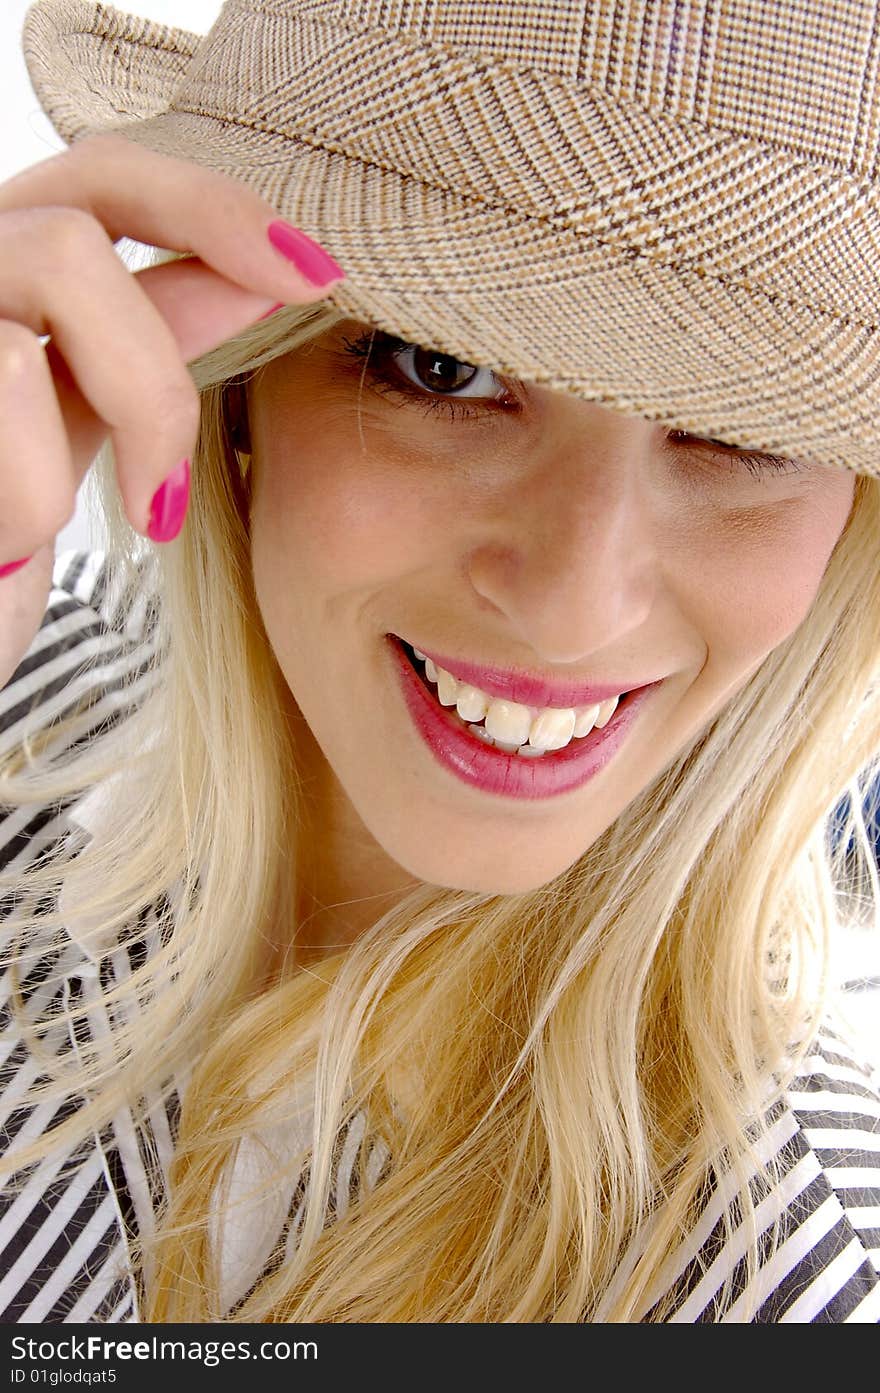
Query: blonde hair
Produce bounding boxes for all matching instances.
[2,281,880,1322]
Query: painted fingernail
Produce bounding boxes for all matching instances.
[148,458,190,543]
[0,557,31,579]
[258,301,285,321]
[267,221,346,287]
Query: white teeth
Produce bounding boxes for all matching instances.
[469,724,544,758]
[485,700,533,748]
[593,695,619,728]
[468,724,495,744]
[410,645,626,756]
[492,738,524,754]
[528,707,576,751]
[573,702,602,737]
[456,683,491,723]
[436,668,459,706]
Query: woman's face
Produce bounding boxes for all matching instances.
[247,319,855,903]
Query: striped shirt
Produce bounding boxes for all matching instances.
[1,549,879,1323]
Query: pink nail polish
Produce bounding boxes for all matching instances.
[148,458,190,543]
[258,301,285,321]
[0,557,31,579]
[267,221,345,287]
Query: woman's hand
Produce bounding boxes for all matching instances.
[0,133,343,689]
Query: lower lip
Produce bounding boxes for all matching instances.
[386,636,662,801]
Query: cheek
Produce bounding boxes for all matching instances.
[247,381,495,610]
[679,479,855,660]
[248,403,458,607]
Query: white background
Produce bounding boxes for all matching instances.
[3,1,879,1058]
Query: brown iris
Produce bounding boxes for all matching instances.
[411,348,479,394]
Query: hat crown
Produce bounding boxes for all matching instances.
[187,0,880,181]
[169,0,880,243]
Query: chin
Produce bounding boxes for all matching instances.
[392,845,586,897]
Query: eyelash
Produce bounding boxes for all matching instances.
[340,328,517,423]
[665,432,802,479]
[339,329,803,479]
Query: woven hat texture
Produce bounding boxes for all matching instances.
[20,0,880,477]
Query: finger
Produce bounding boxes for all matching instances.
[0,321,76,564]
[0,134,346,305]
[37,254,289,498]
[0,206,201,534]
[133,255,291,366]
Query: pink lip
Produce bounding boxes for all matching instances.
[387,636,662,801]
[403,641,653,710]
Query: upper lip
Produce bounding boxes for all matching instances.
[395,637,659,710]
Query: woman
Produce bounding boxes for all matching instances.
[1,0,879,1323]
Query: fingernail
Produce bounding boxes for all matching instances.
[148,458,190,543]
[267,221,346,287]
[258,301,285,321]
[0,557,31,579]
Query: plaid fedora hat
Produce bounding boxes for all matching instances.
[20,0,880,477]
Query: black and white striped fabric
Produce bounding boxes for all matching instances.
[1,550,879,1323]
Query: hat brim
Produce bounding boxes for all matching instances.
[23,0,202,140]
[22,1,880,476]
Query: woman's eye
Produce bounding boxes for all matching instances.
[666,428,804,480]
[393,344,504,399]
[340,329,518,420]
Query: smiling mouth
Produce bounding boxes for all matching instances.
[392,635,636,756]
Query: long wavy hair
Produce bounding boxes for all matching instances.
[2,258,879,1322]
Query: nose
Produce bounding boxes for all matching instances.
[465,408,660,665]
